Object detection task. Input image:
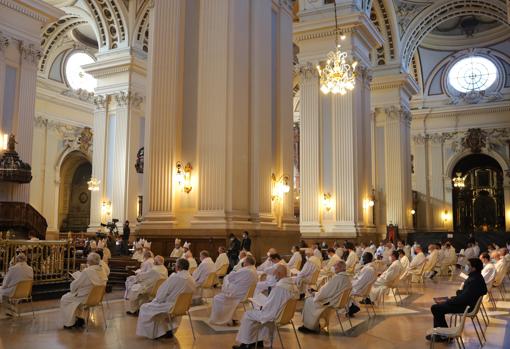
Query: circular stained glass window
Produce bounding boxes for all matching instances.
[448,56,498,93]
[65,52,97,92]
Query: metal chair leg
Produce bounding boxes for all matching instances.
[276,327,284,349]
[459,336,466,349]
[30,297,35,318]
[335,311,345,335]
[471,318,483,346]
[290,320,302,349]
[475,316,486,341]
[480,303,489,325]
[187,311,196,341]
[345,307,353,328]
[101,303,107,330]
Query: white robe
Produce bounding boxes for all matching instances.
[0,262,33,300]
[294,257,320,293]
[255,260,289,296]
[494,259,507,285]
[482,263,496,287]
[138,258,155,274]
[215,253,230,272]
[257,258,272,272]
[287,252,302,271]
[313,249,323,261]
[324,254,341,271]
[233,257,246,272]
[136,270,196,339]
[132,250,144,262]
[345,251,358,273]
[100,260,110,277]
[369,260,402,304]
[408,251,426,280]
[399,255,410,277]
[187,257,197,271]
[236,277,299,345]
[193,257,216,286]
[335,247,344,259]
[351,263,376,296]
[170,247,184,258]
[126,265,169,312]
[209,266,258,325]
[302,272,351,331]
[60,265,108,326]
[424,250,439,273]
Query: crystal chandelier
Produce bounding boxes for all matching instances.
[87,177,100,191]
[452,172,466,188]
[316,1,358,95]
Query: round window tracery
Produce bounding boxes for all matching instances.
[64,52,97,92]
[447,56,498,93]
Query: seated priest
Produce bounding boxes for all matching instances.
[480,252,496,287]
[323,248,341,272]
[398,249,410,274]
[299,259,351,333]
[255,253,288,296]
[60,252,108,328]
[365,251,402,305]
[349,252,377,316]
[96,249,111,277]
[287,245,302,272]
[428,258,487,342]
[132,241,144,262]
[312,243,323,261]
[233,250,252,272]
[185,250,197,272]
[125,255,168,315]
[408,245,426,282]
[293,249,321,296]
[209,255,258,326]
[215,246,230,273]
[233,264,299,349]
[257,248,277,272]
[136,258,196,339]
[192,250,217,302]
[439,242,457,275]
[0,253,34,314]
[170,238,184,258]
[345,242,359,273]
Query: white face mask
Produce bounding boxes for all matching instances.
[464,265,470,273]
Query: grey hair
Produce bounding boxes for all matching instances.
[16,253,27,263]
[87,252,101,265]
[244,255,256,266]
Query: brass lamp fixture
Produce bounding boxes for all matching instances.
[322,193,333,212]
[452,172,466,188]
[271,173,290,201]
[101,200,112,217]
[175,161,193,194]
[316,1,358,95]
[87,177,100,191]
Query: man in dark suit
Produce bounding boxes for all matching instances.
[227,233,241,269]
[240,231,251,252]
[122,220,130,255]
[427,258,487,342]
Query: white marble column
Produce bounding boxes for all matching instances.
[139,0,185,229]
[89,96,108,230]
[192,0,229,225]
[250,0,275,225]
[299,64,321,233]
[277,1,297,226]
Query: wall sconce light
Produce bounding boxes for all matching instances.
[101,200,112,217]
[410,209,416,215]
[271,173,290,201]
[442,210,451,222]
[362,191,376,209]
[0,133,8,151]
[87,177,100,191]
[322,193,332,212]
[175,161,193,194]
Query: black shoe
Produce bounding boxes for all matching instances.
[429,271,437,280]
[298,325,318,334]
[63,324,75,330]
[299,293,305,300]
[349,303,360,316]
[75,318,85,328]
[360,298,373,305]
[164,330,173,338]
[425,334,448,342]
[232,344,253,349]
[126,310,139,316]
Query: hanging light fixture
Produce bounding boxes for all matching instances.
[87,177,100,191]
[452,172,466,188]
[316,1,358,95]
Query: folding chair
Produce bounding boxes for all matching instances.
[427,306,469,349]
[255,298,301,349]
[7,279,34,317]
[83,285,107,331]
[153,292,195,340]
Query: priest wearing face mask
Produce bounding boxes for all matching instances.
[427,258,487,342]
[298,260,351,333]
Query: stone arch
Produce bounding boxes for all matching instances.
[57,150,92,232]
[401,0,510,71]
[445,148,509,184]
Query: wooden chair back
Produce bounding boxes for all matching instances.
[201,272,217,289]
[335,287,352,309]
[170,292,193,317]
[12,279,33,299]
[149,278,166,298]
[84,285,106,307]
[216,264,229,277]
[243,283,257,301]
[276,298,298,326]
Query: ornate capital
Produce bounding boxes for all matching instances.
[61,89,95,103]
[385,105,412,127]
[0,32,9,52]
[19,43,41,64]
[34,115,48,128]
[297,62,319,81]
[113,91,144,108]
[93,95,108,110]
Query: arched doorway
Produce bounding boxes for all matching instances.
[452,154,505,234]
[58,151,92,232]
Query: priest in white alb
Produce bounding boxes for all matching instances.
[0,253,33,312]
[255,253,288,296]
[299,259,351,333]
[233,250,252,272]
[209,255,258,326]
[368,251,402,304]
[345,242,359,273]
[233,264,299,349]
[125,255,168,314]
[287,246,302,272]
[136,258,196,339]
[294,249,321,294]
[192,250,217,301]
[60,252,108,328]
[257,248,277,272]
[408,245,426,282]
[170,239,184,258]
[215,246,230,273]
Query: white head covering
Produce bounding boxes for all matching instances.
[135,241,143,249]
[183,241,190,249]
[175,238,182,245]
[144,241,152,249]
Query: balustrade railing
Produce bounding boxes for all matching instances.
[0,239,76,284]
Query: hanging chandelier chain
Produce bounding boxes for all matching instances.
[334,1,339,47]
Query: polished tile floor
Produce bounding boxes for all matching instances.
[1,275,509,349]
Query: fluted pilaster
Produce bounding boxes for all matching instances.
[299,64,321,233]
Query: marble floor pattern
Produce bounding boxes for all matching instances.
[1,275,509,349]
